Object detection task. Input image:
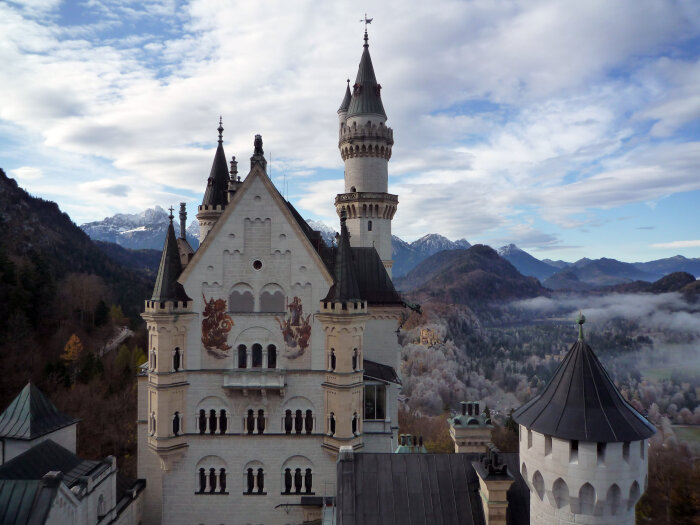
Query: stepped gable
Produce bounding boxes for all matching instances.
[201,118,230,208]
[151,213,191,303]
[513,315,656,443]
[0,383,78,441]
[0,440,101,487]
[323,212,361,302]
[347,31,386,118]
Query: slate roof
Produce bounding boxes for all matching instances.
[338,82,352,113]
[336,452,528,525]
[323,214,361,303]
[0,478,56,525]
[0,383,77,441]
[151,217,191,303]
[513,324,656,443]
[0,440,103,488]
[201,122,230,208]
[347,32,387,119]
[363,360,401,384]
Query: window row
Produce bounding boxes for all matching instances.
[328,348,361,371]
[524,430,645,463]
[195,468,313,496]
[237,344,277,369]
[199,409,228,435]
[229,285,285,313]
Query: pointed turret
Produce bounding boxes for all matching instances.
[324,211,361,302]
[347,30,386,119]
[201,117,230,208]
[514,314,655,442]
[338,79,352,114]
[151,210,191,303]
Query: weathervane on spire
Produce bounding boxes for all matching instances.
[360,13,372,45]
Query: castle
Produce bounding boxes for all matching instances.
[137,30,655,525]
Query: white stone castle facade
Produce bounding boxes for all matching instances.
[137,31,403,525]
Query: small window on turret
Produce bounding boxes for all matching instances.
[367,220,373,231]
[570,440,579,463]
[623,441,630,462]
[597,442,606,464]
[545,435,552,456]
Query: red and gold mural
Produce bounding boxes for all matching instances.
[201,294,234,359]
[275,296,311,360]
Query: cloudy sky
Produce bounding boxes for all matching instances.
[1,0,699,262]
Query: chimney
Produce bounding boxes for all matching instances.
[449,400,493,454]
[472,444,514,525]
[179,203,187,239]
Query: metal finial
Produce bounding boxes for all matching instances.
[577,311,586,340]
[217,116,224,144]
[347,78,350,86]
[179,203,187,239]
[168,206,174,221]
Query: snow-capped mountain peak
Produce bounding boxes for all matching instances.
[498,243,523,256]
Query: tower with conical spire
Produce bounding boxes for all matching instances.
[197,117,231,241]
[336,30,397,277]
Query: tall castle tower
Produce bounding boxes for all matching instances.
[336,30,397,277]
[514,315,655,525]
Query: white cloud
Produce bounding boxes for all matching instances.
[651,240,700,249]
[10,166,43,180]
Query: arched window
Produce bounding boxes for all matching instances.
[173,347,181,371]
[367,220,372,231]
[219,468,227,493]
[329,412,336,436]
[256,468,264,494]
[260,285,285,313]
[579,483,596,514]
[284,468,292,494]
[628,481,640,511]
[252,344,263,368]
[247,409,255,434]
[305,410,313,434]
[330,349,336,371]
[173,412,180,436]
[350,186,356,192]
[209,409,217,434]
[219,409,227,434]
[97,494,105,518]
[246,468,254,494]
[607,484,621,515]
[284,410,293,434]
[532,471,545,500]
[294,468,302,493]
[352,348,358,370]
[552,478,569,509]
[305,468,312,494]
[352,412,358,435]
[209,468,217,493]
[238,345,247,369]
[229,284,254,312]
[198,410,207,434]
[198,468,206,493]
[150,413,156,435]
[151,351,156,370]
[295,410,303,434]
[257,409,266,434]
[267,345,277,369]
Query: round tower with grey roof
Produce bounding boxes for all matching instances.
[514,314,655,525]
[336,30,397,277]
[197,118,231,241]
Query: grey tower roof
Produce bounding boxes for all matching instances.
[323,212,361,303]
[338,80,351,113]
[0,383,77,441]
[513,316,656,443]
[346,31,387,119]
[201,119,230,207]
[151,213,191,303]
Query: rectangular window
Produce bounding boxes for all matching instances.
[623,441,630,462]
[570,440,579,463]
[363,384,386,420]
[597,442,606,464]
[545,435,552,456]
[527,429,532,449]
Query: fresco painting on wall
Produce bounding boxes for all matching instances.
[275,296,311,359]
[202,294,234,359]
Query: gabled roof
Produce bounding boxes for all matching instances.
[0,440,102,488]
[513,318,656,443]
[338,82,351,113]
[0,383,77,441]
[323,214,361,302]
[347,32,387,119]
[201,122,230,207]
[336,452,529,525]
[151,216,191,303]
